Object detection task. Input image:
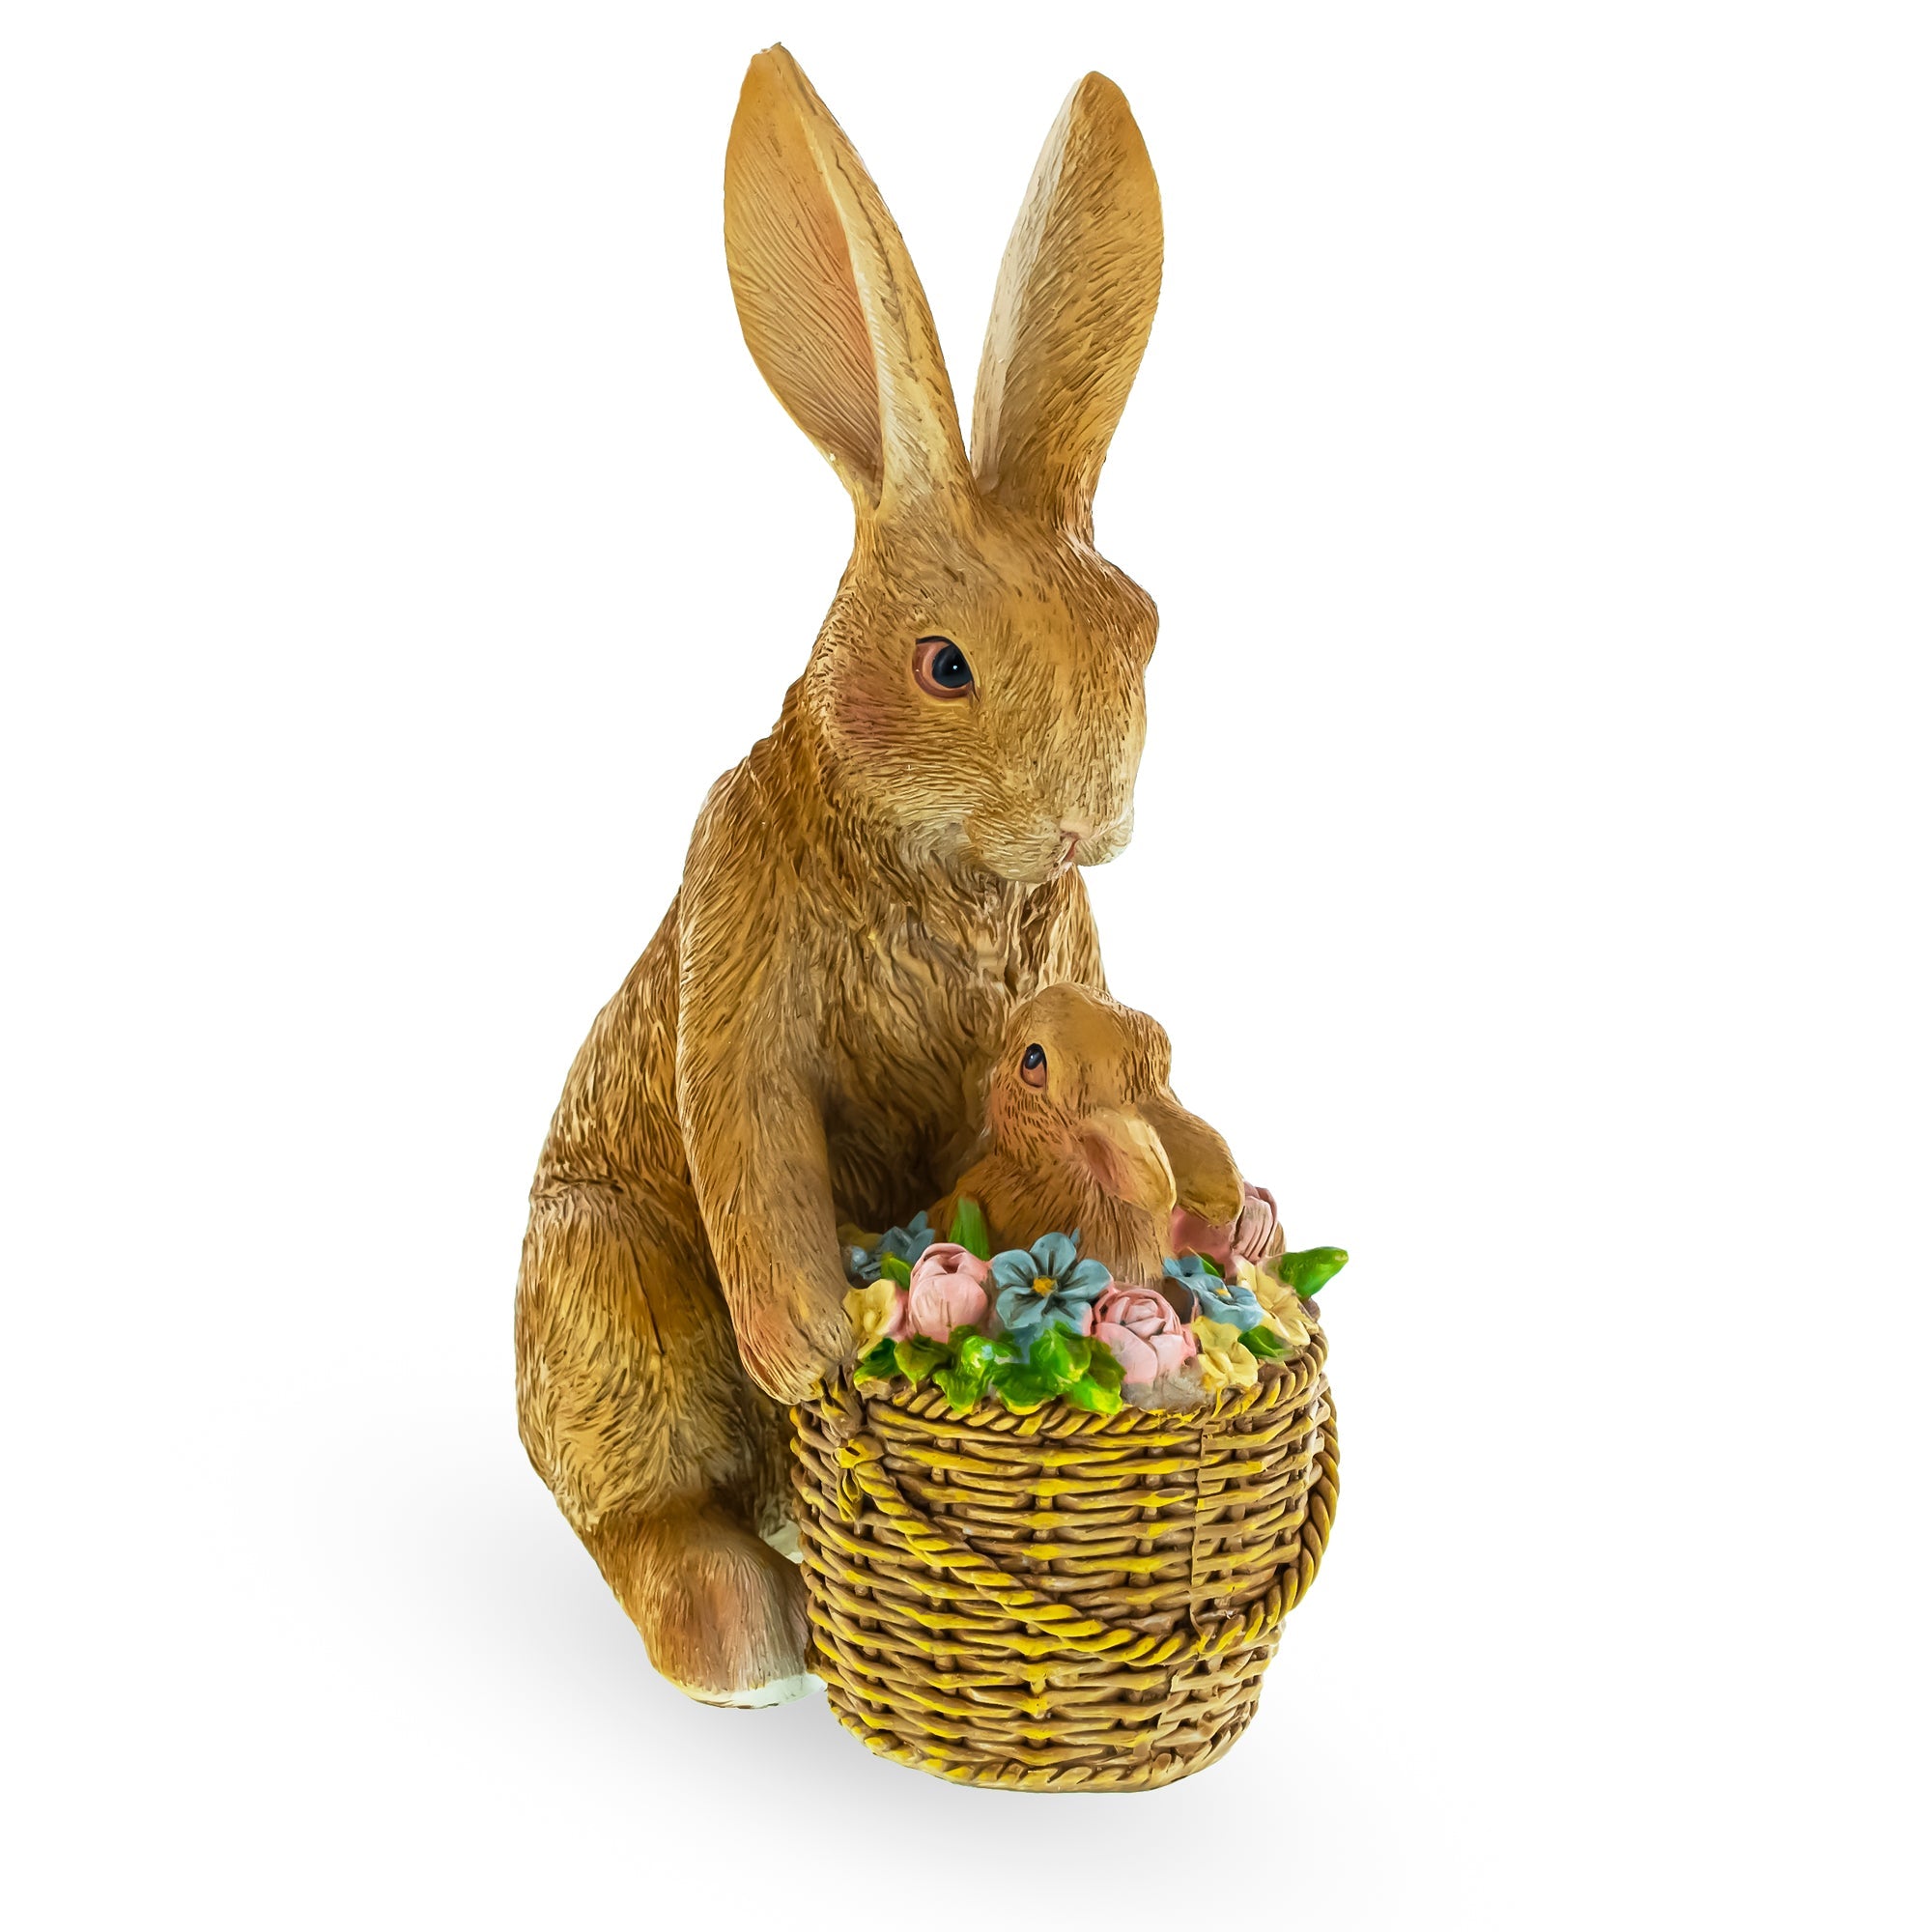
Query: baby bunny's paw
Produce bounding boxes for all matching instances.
[1230,1183,1281,1264]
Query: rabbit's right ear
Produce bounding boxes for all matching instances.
[972,74,1163,541]
[724,46,971,513]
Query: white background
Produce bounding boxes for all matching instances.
[4,4,1927,1926]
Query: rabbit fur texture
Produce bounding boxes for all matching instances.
[516,45,1171,1706]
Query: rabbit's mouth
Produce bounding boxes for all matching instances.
[957,811,1132,886]
[1065,810,1133,870]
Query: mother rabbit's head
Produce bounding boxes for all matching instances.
[725,48,1163,887]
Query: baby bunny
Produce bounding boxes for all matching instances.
[516,46,1167,1709]
[932,983,1251,1286]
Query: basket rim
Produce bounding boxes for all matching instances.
[813,1320,1327,1435]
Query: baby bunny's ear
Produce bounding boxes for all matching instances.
[971,74,1163,540]
[724,46,971,513]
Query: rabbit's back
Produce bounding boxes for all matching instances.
[530,896,686,1199]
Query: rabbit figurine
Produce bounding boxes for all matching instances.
[930,983,1253,1286]
[515,46,1166,1706]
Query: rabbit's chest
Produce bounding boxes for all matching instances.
[818,913,1036,1222]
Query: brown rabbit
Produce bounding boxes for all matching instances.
[931,982,1246,1284]
[514,46,1166,1705]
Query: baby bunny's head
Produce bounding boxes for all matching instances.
[985,984,1180,1216]
[724,48,1162,886]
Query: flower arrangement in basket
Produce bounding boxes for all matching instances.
[841,1207,1345,1418]
[791,984,1347,1792]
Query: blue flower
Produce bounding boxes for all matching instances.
[849,1211,937,1283]
[1165,1253,1268,1331]
[991,1232,1113,1343]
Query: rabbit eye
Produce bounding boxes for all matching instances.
[914,636,974,698]
[1021,1042,1048,1089]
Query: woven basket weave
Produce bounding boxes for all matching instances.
[791,1323,1337,1791]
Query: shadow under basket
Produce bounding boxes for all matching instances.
[791,1324,1337,1791]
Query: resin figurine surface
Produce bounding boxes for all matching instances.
[515,46,1165,1706]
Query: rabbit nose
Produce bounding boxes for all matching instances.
[1058,817,1095,853]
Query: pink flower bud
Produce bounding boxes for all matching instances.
[1091,1282,1198,1385]
[905,1242,992,1342]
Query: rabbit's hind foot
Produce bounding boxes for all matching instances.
[589,1501,811,1710]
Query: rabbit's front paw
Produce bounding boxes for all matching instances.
[735,1296,850,1405]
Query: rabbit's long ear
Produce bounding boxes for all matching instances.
[724,46,970,513]
[972,75,1162,540]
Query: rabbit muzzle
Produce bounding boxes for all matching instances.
[979,811,1132,885]
[1062,808,1134,870]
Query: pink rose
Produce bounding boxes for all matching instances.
[1092,1282,1199,1386]
[1169,1182,1280,1276]
[905,1242,992,1341]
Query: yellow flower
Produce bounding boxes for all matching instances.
[1236,1259,1311,1351]
[844,1281,901,1354]
[1191,1316,1258,1394]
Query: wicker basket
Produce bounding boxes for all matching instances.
[790,1322,1337,1791]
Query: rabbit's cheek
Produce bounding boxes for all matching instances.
[824,677,907,759]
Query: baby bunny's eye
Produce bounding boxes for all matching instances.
[914,636,975,699]
[1021,1042,1048,1089]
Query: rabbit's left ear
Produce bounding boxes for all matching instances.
[971,74,1163,540]
[724,46,971,513]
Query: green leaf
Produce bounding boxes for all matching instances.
[932,1331,997,1412]
[1199,1255,1224,1278]
[931,1364,982,1411]
[1083,1341,1125,1396]
[1242,1322,1289,1361]
[856,1338,900,1383]
[878,1252,914,1289]
[1270,1246,1350,1299]
[893,1335,949,1385]
[1028,1325,1078,1393]
[948,1197,993,1263]
[989,1367,1055,1412]
[991,1333,1026,1365]
[1063,1375,1122,1416]
[950,1326,996,1363]
[987,1333,1125,1413]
